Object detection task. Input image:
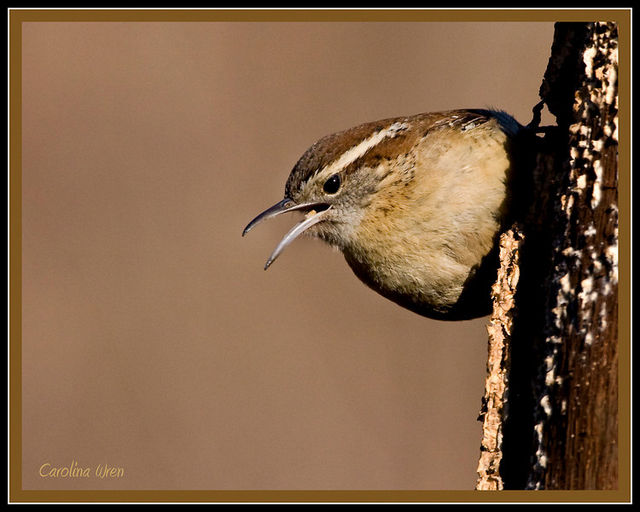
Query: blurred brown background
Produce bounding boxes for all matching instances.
[21,20,554,490]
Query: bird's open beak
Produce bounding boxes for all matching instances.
[242,198,331,270]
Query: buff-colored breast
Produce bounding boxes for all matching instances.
[344,117,513,318]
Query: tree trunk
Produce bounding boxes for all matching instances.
[476,21,619,491]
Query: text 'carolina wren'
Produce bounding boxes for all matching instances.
[243,109,531,320]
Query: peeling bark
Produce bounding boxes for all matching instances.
[476,226,524,491]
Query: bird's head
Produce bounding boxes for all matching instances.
[242,118,414,269]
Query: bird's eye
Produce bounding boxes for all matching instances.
[323,174,341,194]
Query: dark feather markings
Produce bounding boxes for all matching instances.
[284,110,510,197]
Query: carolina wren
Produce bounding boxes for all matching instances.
[243,109,529,320]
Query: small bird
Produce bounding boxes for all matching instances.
[243,109,530,320]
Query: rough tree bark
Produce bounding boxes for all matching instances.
[476,22,619,491]
[476,227,525,490]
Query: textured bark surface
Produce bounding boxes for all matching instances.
[531,21,619,491]
[477,22,619,490]
[476,227,524,491]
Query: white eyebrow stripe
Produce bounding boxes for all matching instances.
[322,121,409,175]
